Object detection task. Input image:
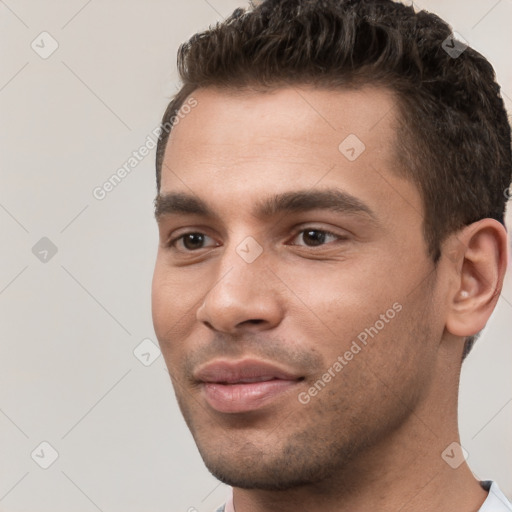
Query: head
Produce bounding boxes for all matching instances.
[152,0,510,491]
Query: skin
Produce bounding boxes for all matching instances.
[151,86,507,512]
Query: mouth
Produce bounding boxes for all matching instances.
[194,359,304,413]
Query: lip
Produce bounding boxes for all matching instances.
[195,359,303,413]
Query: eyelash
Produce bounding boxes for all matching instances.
[166,227,346,252]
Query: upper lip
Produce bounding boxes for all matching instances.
[194,359,303,384]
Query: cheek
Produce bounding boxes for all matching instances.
[151,258,212,357]
[151,260,189,344]
[290,265,416,375]
[290,267,391,335]
[151,262,168,338]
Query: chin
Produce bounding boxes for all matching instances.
[203,458,323,491]
[195,432,342,491]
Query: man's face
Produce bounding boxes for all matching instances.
[152,86,448,489]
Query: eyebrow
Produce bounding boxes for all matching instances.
[154,188,378,224]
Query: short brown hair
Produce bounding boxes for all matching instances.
[155,0,511,357]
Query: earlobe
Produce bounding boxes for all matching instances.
[445,219,508,338]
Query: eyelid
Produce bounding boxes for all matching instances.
[165,225,349,252]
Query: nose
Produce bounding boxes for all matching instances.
[196,251,284,334]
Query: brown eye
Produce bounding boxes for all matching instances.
[291,228,342,247]
[168,232,217,251]
[181,233,206,250]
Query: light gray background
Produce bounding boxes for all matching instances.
[0,1,511,511]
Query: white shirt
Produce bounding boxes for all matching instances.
[479,481,512,511]
[214,480,512,511]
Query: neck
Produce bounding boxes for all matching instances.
[231,352,488,512]
[232,424,487,512]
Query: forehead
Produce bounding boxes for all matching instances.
[164,85,398,167]
[159,85,420,225]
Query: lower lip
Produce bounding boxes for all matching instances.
[202,379,299,413]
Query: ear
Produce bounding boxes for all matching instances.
[445,218,508,338]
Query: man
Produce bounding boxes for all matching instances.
[151,0,512,510]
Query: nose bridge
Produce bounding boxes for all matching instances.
[212,227,270,296]
[196,235,283,331]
